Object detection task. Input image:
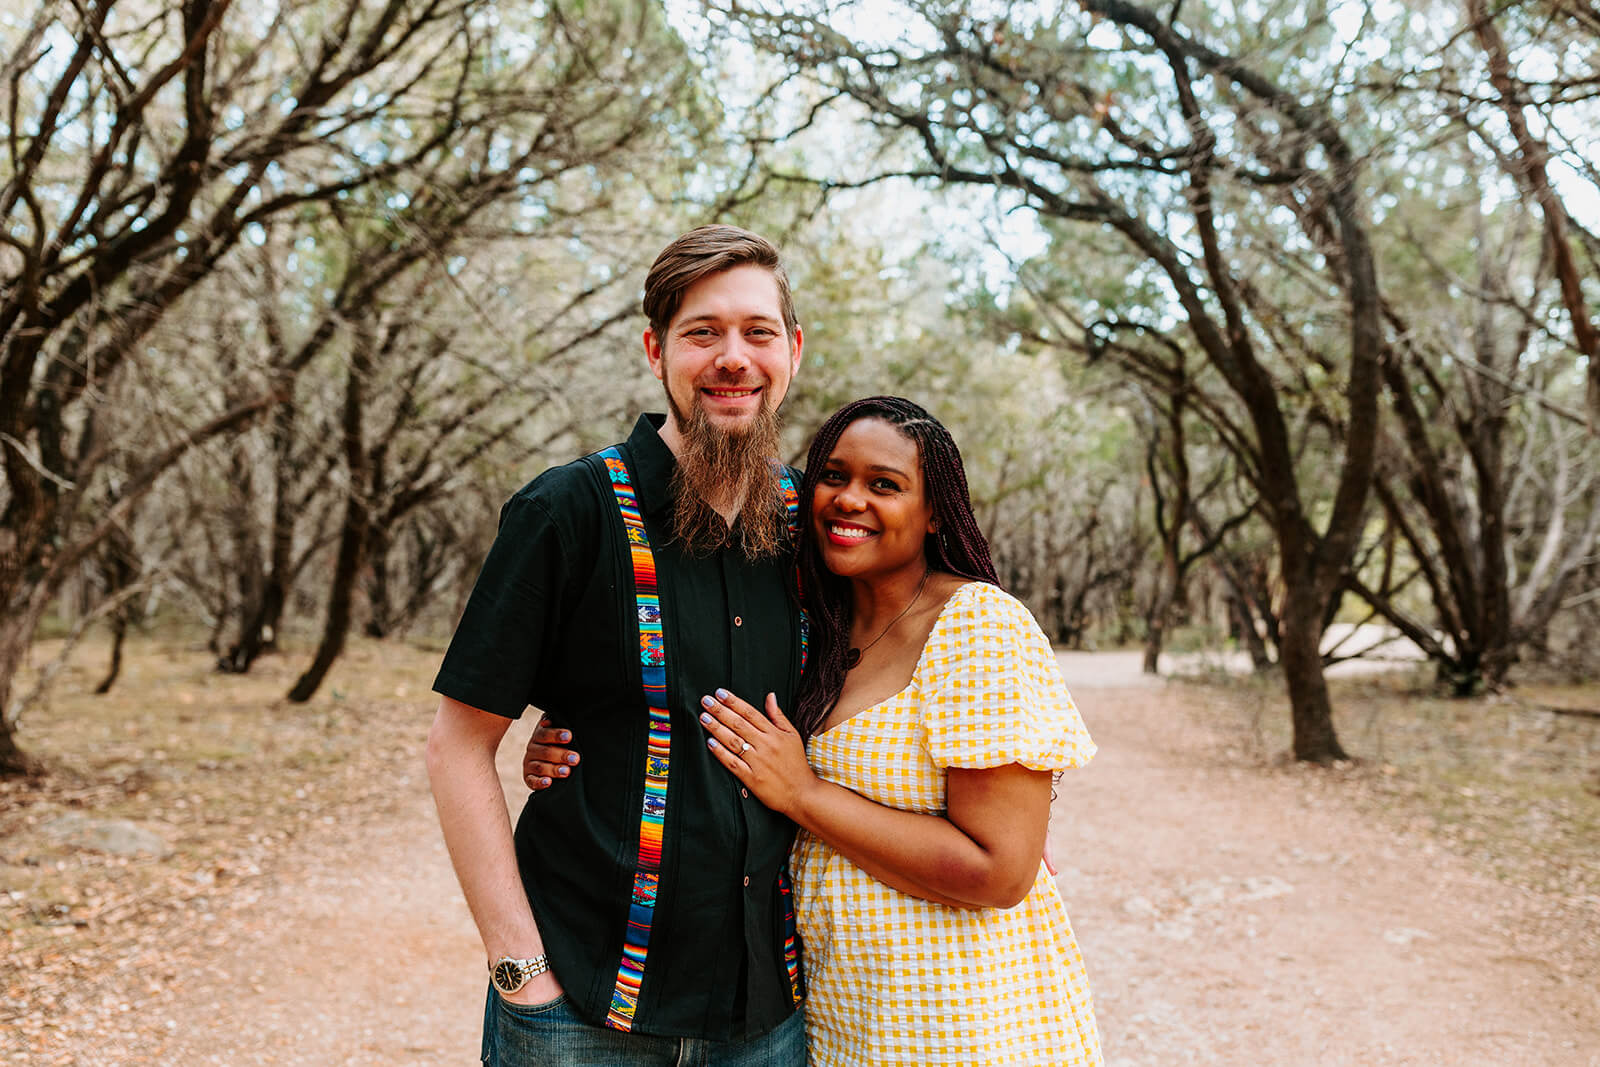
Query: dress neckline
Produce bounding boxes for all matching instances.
[813,581,982,739]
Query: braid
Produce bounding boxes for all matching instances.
[792,397,1000,736]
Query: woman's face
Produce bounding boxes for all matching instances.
[810,417,937,582]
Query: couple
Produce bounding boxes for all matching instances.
[426,226,1102,1066]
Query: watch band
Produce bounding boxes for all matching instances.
[490,954,550,994]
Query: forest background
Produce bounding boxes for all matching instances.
[3,0,1600,777]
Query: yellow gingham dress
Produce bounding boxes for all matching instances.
[792,581,1102,1066]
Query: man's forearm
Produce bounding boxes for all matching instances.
[426,697,559,998]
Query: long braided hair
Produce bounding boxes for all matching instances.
[792,397,1001,737]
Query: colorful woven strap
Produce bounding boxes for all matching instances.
[774,463,806,1005]
[777,465,809,671]
[777,867,803,1004]
[598,449,808,1028]
[598,446,669,1031]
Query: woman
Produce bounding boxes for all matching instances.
[532,397,1101,1065]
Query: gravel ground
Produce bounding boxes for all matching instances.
[7,656,1597,1066]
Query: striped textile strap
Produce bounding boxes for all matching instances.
[598,449,809,1027]
[777,868,804,1005]
[774,464,806,1004]
[597,446,669,1031]
[776,465,809,672]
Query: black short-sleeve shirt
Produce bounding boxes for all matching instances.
[434,414,804,1040]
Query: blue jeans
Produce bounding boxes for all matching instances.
[480,987,806,1067]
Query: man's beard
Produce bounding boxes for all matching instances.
[668,390,789,559]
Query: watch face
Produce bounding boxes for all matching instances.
[493,959,521,993]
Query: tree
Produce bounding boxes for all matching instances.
[1462,0,1600,423]
[1315,2,1600,693]
[723,0,1394,759]
[0,0,709,772]
[1346,172,1600,693]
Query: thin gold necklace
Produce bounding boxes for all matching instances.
[844,568,931,670]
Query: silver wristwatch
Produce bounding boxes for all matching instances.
[490,954,550,994]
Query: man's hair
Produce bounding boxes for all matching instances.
[643,225,799,344]
[791,396,1001,737]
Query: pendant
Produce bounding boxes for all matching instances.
[844,647,862,669]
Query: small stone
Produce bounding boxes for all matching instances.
[1383,927,1433,946]
[38,813,173,858]
[1237,876,1295,902]
[1121,894,1157,917]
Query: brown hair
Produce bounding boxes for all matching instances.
[642,225,799,345]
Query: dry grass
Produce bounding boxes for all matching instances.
[0,631,445,1039]
[1190,666,1600,904]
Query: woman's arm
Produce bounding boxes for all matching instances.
[699,690,1051,910]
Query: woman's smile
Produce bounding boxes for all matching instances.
[824,520,876,546]
[811,417,936,580]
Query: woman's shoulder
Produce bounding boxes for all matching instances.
[920,579,1051,660]
[934,579,1038,629]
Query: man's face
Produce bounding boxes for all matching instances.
[644,263,803,445]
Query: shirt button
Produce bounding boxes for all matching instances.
[741,788,749,798]
[743,876,750,887]
[734,616,743,626]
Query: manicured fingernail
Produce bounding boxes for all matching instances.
[700,712,712,724]
[715,688,730,701]
[539,777,551,787]
[565,752,579,764]
[701,695,716,708]
[556,766,569,776]
[558,731,571,742]
[707,738,719,749]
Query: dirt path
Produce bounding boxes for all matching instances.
[19,659,1599,1065]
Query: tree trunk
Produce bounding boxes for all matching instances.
[1236,600,1273,673]
[1141,627,1164,675]
[285,500,366,702]
[93,615,127,695]
[287,330,372,703]
[220,448,266,670]
[220,580,284,673]
[0,720,40,778]
[363,526,393,638]
[0,612,45,777]
[92,524,139,694]
[1280,593,1350,763]
[1209,557,1275,671]
[1142,565,1176,674]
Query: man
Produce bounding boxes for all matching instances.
[425,225,808,1066]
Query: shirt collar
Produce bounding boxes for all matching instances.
[626,412,679,518]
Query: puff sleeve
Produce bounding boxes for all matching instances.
[920,583,1097,772]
